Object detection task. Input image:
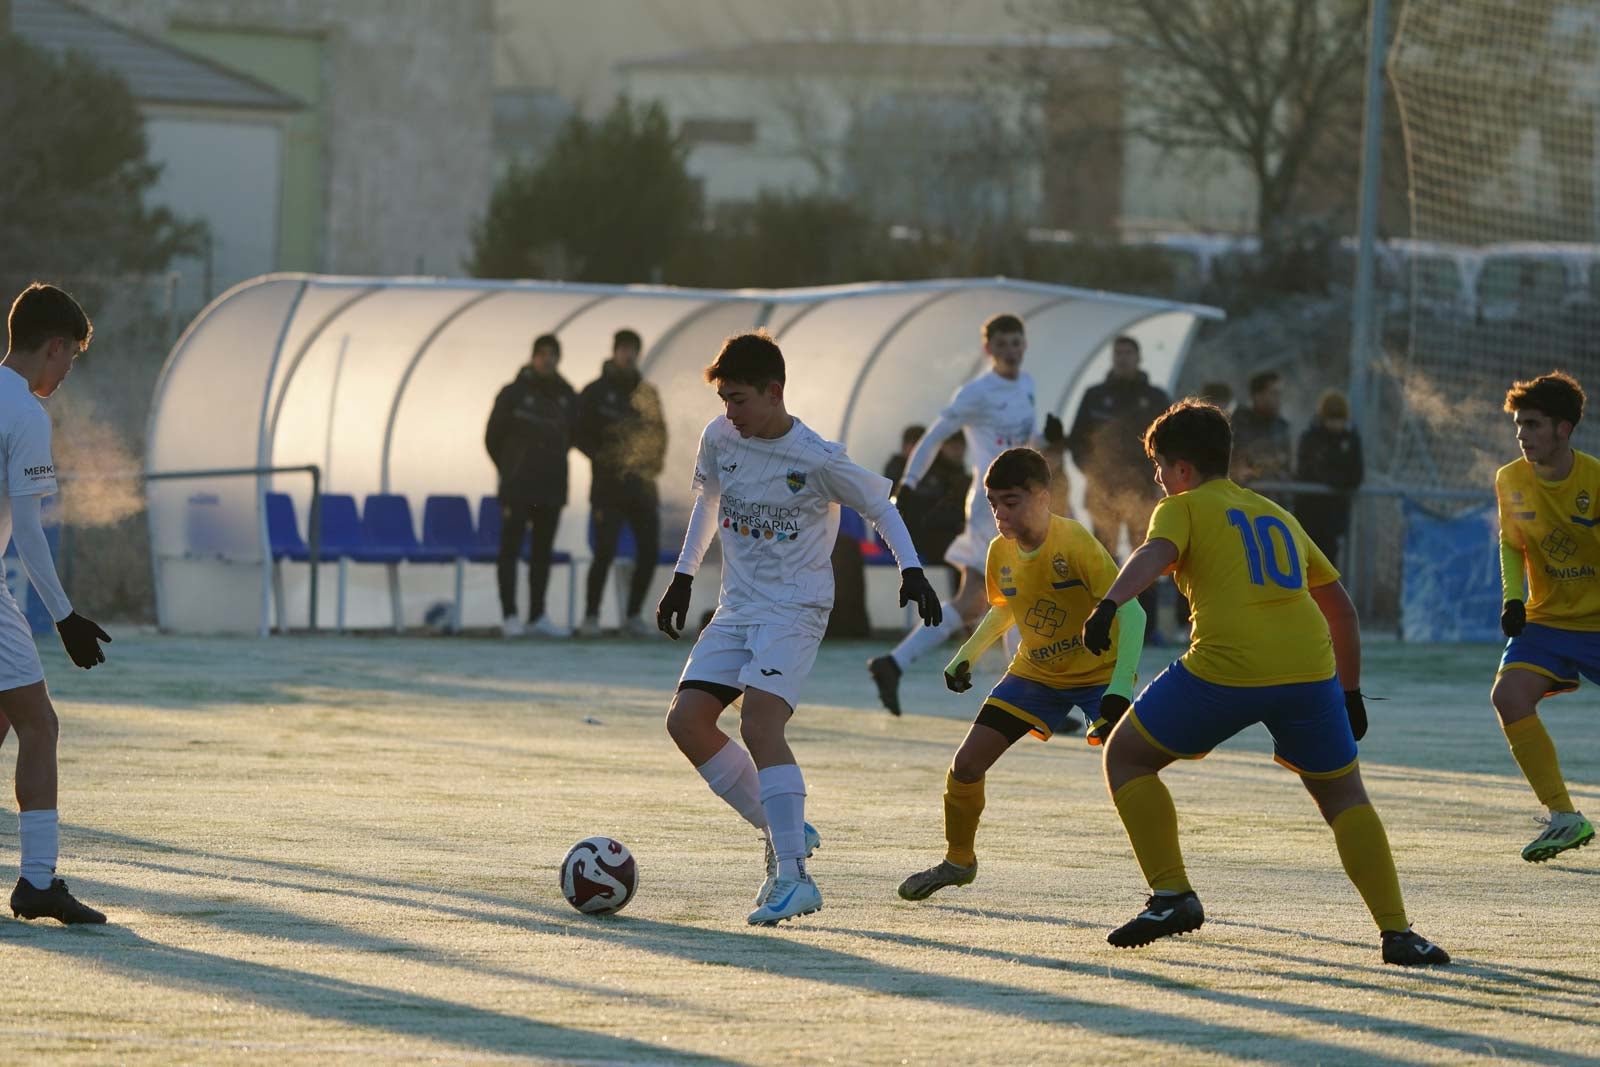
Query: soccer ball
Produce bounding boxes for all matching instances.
[559,836,638,915]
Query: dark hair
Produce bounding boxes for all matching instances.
[704,330,785,389]
[1505,371,1585,428]
[1143,399,1232,478]
[901,424,926,447]
[1199,381,1233,406]
[8,283,91,353]
[983,313,1024,341]
[1113,335,1140,354]
[532,333,561,359]
[984,447,1051,492]
[1248,370,1281,396]
[613,328,642,351]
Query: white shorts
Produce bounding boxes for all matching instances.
[0,591,44,691]
[678,615,825,710]
[943,506,999,573]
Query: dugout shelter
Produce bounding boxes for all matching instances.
[145,275,1223,634]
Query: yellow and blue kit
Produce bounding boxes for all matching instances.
[1128,478,1355,776]
[1496,451,1600,691]
[948,515,1142,739]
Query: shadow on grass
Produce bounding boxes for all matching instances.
[11,923,735,1065]
[48,827,1594,1067]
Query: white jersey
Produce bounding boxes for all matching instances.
[0,367,58,688]
[902,369,1037,568]
[0,367,57,555]
[677,415,918,626]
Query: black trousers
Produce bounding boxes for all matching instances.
[1087,490,1161,637]
[498,500,562,621]
[585,482,660,618]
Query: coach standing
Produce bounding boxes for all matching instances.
[486,332,578,638]
[1067,335,1169,635]
[575,328,667,637]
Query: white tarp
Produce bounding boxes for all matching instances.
[146,274,1222,633]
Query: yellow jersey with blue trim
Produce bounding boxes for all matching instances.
[1496,450,1600,631]
[985,514,1120,688]
[1146,478,1339,686]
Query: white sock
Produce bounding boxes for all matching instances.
[19,809,58,890]
[696,741,768,830]
[890,600,961,671]
[758,764,808,879]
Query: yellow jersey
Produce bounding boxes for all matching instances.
[1496,450,1600,631]
[985,514,1120,688]
[1146,479,1339,686]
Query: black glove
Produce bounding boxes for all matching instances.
[944,658,972,693]
[1501,599,1525,638]
[655,572,694,640]
[1082,598,1117,656]
[1345,688,1368,742]
[1087,693,1130,747]
[900,567,942,628]
[56,612,110,669]
[1043,413,1065,446]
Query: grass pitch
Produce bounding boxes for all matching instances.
[0,633,1596,1064]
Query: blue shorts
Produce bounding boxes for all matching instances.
[984,673,1107,741]
[1128,660,1357,777]
[1500,622,1600,694]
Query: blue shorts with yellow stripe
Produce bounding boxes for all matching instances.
[1128,660,1356,777]
[1500,622,1600,694]
[984,672,1106,741]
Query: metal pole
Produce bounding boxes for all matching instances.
[1348,0,1390,628]
[1348,0,1390,431]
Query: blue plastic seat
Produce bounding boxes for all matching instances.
[422,495,476,558]
[265,492,310,562]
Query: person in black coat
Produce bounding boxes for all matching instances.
[1067,335,1169,634]
[574,329,668,637]
[1294,388,1364,564]
[1231,370,1293,495]
[485,333,579,637]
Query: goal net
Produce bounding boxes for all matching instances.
[1387,0,1600,488]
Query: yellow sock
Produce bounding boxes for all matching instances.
[1331,803,1408,933]
[1504,715,1576,813]
[943,770,984,867]
[1111,775,1191,893]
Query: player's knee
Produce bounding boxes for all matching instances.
[1489,681,1535,725]
[664,698,708,746]
[949,751,986,784]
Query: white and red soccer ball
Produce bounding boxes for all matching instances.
[559,836,638,914]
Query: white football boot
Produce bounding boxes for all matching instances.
[758,822,822,904]
[575,615,603,639]
[500,615,525,638]
[747,872,822,926]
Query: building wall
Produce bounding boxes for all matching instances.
[77,0,493,280]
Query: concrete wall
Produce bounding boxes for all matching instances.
[78,0,494,280]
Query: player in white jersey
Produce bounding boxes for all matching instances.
[656,331,940,925]
[869,313,1046,717]
[0,284,112,924]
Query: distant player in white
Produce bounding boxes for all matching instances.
[656,331,940,925]
[869,313,1051,717]
[0,284,112,924]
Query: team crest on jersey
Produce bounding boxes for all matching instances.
[786,469,807,493]
[1052,554,1069,579]
[1579,490,1591,515]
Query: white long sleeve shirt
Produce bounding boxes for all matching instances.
[677,415,919,625]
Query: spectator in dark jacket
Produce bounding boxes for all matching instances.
[485,333,579,638]
[1231,370,1293,494]
[883,424,926,487]
[1067,335,1169,635]
[1295,388,1364,564]
[574,329,668,637]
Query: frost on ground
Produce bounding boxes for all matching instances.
[0,634,1594,1065]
